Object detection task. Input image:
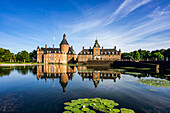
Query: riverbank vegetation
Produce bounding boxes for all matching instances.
[122,48,170,61]
[0,48,37,63]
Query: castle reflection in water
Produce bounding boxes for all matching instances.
[37,65,121,93]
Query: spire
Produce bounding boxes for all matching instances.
[63,33,66,39]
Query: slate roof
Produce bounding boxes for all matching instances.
[40,47,76,54]
[78,49,119,55]
[60,34,69,45]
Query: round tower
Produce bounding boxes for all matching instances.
[60,34,69,54]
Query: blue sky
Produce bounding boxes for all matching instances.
[0,0,170,54]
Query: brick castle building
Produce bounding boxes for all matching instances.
[78,66,121,88]
[37,34,76,64]
[78,39,121,63]
[37,65,76,93]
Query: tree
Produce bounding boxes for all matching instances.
[0,48,15,62]
[133,51,140,60]
[29,50,37,62]
[16,51,30,62]
[152,52,164,60]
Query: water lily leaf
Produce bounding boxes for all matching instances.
[69,103,77,106]
[71,108,79,112]
[111,108,120,113]
[81,107,90,111]
[86,110,96,113]
[64,106,73,110]
[63,98,134,113]
[74,105,82,109]
[121,108,135,113]
[71,100,78,103]
[64,102,71,105]
[150,89,156,91]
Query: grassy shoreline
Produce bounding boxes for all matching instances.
[0,62,43,64]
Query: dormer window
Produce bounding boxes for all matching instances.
[55,51,56,53]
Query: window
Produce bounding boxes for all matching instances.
[84,58,85,61]
[69,55,70,57]
[52,55,53,57]
[80,58,82,60]
[59,55,60,57]
[52,58,53,60]
[96,50,97,52]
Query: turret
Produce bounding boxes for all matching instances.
[60,34,69,54]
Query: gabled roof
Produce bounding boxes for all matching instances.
[60,34,69,45]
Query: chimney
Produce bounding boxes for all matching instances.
[114,46,116,50]
[102,46,103,49]
[83,46,84,50]
[45,44,47,49]
[71,46,73,49]
[90,46,91,49]
[53,44,54,49]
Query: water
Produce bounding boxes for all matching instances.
[0,65,170,113]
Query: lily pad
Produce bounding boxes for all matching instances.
[150,89,156,91]
[121,108,135,113]
[63,98,135,113]
[86,110,96,113]
[64,106,73,111]
[81,107,90,111]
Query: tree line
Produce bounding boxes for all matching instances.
[121,48,170,61]
[0,48,37,62]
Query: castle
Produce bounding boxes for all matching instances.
[37,34,76,64]
[37,65,76,93]
[78,39,121,63]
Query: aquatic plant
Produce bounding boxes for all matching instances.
[150,89,156,91]
[63,98,135,113]
[136,79,170,88]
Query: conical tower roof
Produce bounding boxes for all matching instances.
[60,34,69,45]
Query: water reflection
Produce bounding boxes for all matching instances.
[37,65,76,93]
[78,66,121,88]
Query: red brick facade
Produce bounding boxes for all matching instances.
[78,39,121,63]
[37,34,76,64]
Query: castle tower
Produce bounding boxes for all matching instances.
[93,39,100,59]
[60,34,69,54]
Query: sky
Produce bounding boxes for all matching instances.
[0,0,170,54]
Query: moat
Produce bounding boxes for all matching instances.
[0,65,170,113]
